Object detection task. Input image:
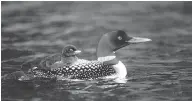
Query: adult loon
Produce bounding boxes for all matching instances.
[31,30,151,81]
[39,45,82,70]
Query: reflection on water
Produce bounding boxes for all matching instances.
[1,1,192,101]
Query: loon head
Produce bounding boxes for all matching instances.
[62,45,81,57]
[97,30,151,64]
[97,30,151,80]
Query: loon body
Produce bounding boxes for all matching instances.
[32,60,115,79]
[32,30,151,80]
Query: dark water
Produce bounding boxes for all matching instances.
[1,1,192,101]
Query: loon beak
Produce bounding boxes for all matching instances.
[74,50,81,54]
[127,37,152,44]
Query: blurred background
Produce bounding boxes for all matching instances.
[1,1,192,101]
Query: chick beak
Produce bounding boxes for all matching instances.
[74,50,81,54]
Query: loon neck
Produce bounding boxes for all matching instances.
[96,33,119,65]
[97,34,115,58]
[96,32,127,78]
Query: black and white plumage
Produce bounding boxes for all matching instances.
[32,60,115,80]
[31,30,151,80]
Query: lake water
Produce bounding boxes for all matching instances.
[1,1,192,101]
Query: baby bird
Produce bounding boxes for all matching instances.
[50,45,81,70]
[39,45,81,70]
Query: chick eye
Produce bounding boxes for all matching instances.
[118,36,122,40]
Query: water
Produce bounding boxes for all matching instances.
[1,1,192,101]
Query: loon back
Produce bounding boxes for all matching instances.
[31,60,116,80]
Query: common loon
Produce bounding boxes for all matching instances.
[31,30,151,81]
[39,45,82,70]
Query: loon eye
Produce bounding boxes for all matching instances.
[118,36,122,40]
[69,49,73,52]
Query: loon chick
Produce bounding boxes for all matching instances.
[50,45,81,70]
[31,30,151,80]
[39,45,81,70]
